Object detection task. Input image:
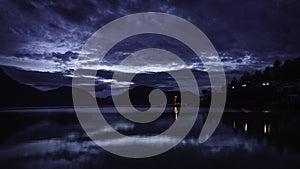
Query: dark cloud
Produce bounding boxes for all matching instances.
[11,0,39,15]
[1,0,300,54]
[169,0,300,53]
[0,0,300,91]
[50,0,97,24]
[52,51,78,61]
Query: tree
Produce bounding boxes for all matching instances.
[263,66,273,81]
[273,59,282,69]
[230,77,238,87]
[273,59,282,81]
[241,72,251,82]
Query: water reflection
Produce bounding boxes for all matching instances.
[174,106,179,120]
[264,123,271,134]
[232,121,236,130]
[221,109,300,154]
[243,122,248,134]
[1,108,300,169]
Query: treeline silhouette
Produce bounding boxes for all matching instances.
[226,57,300,108]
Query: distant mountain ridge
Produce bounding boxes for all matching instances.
[1,68,44,107]
[0,68,202,108]
[0,68,92,108]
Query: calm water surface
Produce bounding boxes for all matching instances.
[0,107,299,169]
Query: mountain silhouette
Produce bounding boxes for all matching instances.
[1,67,201,108]
[99,85,201,107]
[0,68,44,107]
[0,68,93,108]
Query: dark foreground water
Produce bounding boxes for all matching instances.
[0,107,300,169]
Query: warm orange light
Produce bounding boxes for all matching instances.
[174,106,179,120]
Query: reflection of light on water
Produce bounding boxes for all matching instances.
[232,121,236,129]
[173,95,179,120]
[244,123,248,134]
[264,123,271,134]
[174,106,179,120]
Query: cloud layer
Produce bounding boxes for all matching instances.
[1,0,300,94]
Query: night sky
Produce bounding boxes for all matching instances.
[1,0,300,97]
